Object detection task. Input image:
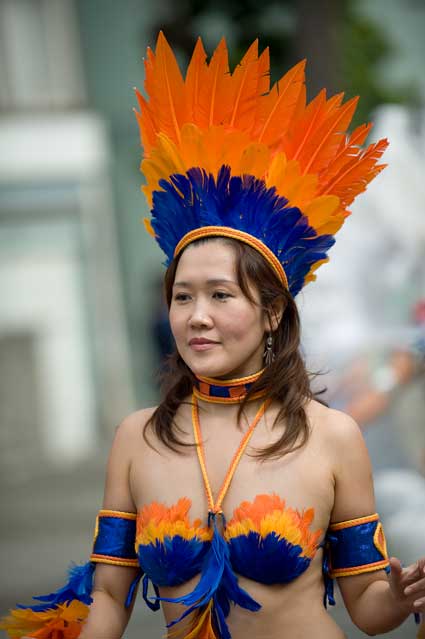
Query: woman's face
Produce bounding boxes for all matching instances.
[169,240,268,379]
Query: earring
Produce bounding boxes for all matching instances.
[263,332,275,366]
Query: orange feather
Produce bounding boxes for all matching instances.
[321,122,373,185]
[149,32,186,144]
[324,138,388,205]
[0,601,88,639]
[239,143,271,177]
[255,60,306,146]
[196,37,231,128]
[228,39,259,130]
[167,600,217,639]
[299,96,359,174]
[143,47,156,99]
[304,258,329,285]
[185,38,208,122]
[257,46,270,96]
[284,88,328,162]
[265,153,318,211]
[133,89,157,152]
[304,195,340,230]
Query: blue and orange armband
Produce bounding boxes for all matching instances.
[91,508,139,568]
[323,513,390,606]
[0,509,142,639]
[323,513,422,629]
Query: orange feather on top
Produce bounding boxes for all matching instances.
[228,39,260,131]
[255,60,306,146]
[185,38,208,123]
[146,31,186,145]
[135,32,388,245]
[133,89,156,152]
[144,46,157,103]
[323,122,373,185]
[283,88,329,163]
[197,37,232,129]
[299,96,359,174]
[256,46,271,96]
[322,138,388,205]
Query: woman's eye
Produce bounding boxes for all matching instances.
[174,293,191,302]
[213,291,231,300]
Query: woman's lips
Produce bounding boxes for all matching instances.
[189,339,219,351]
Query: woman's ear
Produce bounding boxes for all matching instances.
[264,299,286,332]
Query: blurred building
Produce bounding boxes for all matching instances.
[0,0,133,480]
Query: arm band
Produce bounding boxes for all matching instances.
[322,512,389,608]
[90,508,139,567]
[326,513,389,578]
[323,513,422,627]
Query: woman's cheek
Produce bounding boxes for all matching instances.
[169,313,184,345]
[221,313,260,342]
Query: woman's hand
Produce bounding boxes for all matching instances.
[389,556,425,614]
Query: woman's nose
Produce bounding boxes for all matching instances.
[188,300,213,328]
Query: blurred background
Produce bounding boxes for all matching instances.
[0,0,424,637]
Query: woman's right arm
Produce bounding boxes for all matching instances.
[78,565,139,638]
[78,411,145,639]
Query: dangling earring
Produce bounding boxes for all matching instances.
[263,332,275,366]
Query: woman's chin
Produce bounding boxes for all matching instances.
[187,358,256,380]
[184,353,233,379]
[180,346,263,379]
[189,361,229,378]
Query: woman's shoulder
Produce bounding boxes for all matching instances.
[111,406,158,449]
[102,406,159,512]
[306,399,364,448]
[119,405,158,428]
[306,401,370,488]
[120,405,158,430]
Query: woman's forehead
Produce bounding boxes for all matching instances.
[175,241,236,280]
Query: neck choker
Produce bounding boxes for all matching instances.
[193,369,266,404]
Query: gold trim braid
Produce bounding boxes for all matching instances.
[174,226,289,290]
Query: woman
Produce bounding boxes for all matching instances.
[2,32,424,639]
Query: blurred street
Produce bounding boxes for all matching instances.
[0,453,163,639]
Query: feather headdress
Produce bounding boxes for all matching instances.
[135,32,388,296]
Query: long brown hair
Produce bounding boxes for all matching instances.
[145,237,324,460]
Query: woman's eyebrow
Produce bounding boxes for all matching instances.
[207,278,237,285]
[173,278,237,287]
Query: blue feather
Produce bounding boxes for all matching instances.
[16,561,95,612]
[141,573,161,611]
[125,570,144,608]
[156,513,260,635]
[228,532,311,585]
[150,166,335,296]
[212,592,232,639]
[137,536,210,587]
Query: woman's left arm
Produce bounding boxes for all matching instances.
[328,409,425,636]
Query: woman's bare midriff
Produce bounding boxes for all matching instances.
[159,556,346,639]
